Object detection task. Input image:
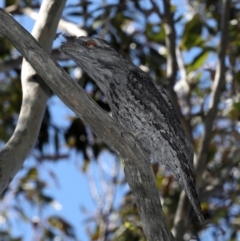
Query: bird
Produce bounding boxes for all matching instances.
[60,35,204,225]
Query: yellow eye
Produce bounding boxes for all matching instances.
[86,40,97,48]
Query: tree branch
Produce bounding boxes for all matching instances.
[172,0,231,239]
[0,8,175,241]
[0,0,67,193]
[196,0,230,183]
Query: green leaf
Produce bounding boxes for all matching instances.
[180,14,204,50]
[145,23,165,43]
[187,48,212,72]
[235,71,240,83]
[21,168,38,183]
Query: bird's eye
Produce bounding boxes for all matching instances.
[86,40,97,48]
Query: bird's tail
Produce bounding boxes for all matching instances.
[179,171,204,225]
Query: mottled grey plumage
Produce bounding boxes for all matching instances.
[60,35,204,224]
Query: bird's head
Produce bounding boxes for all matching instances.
[60,35,133,95]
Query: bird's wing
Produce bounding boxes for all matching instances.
[127,70,193,161]
[127,70,204,224]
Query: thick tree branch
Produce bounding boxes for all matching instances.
[0,0,66,193]
[0,8,175,241]
[172,0,231,239]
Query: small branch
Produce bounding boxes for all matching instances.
[172,0,231,239]
[175,48,193,140]
[149,0,163,19]
[162,1,178,85]
[98,158,119,241]
[175,47,187,85]
[196,0,230,182]
[0,8,175,241]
